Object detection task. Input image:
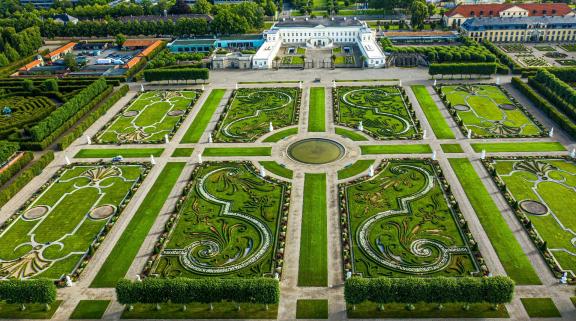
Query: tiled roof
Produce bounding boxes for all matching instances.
[19,59,43,71]
[123,57,142,69]
[123,39,157,48]
[137,40,163,57]
[446,3,573,18]
[45,42,76,58]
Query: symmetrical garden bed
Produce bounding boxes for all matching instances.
[437,84,546,138]
[0,162,149,282]
[482,156,576,279]
[148,162,290,278]
[338,159,486,278]
[214,88,301,143]
[334,86,420,140]
[500,44,531,53]
[95,90,200,144]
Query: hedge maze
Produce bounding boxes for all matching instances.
[0,95,59,139]
[438,84,545,138]
[485,157,576,277]
[0,163,148,281]
[339,159,484,278]
[214,88,300,143]
[96,90,200,144]
[150,162,290,278]
[334,86,420,140]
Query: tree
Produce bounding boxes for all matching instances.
[0,53,9,66]
[115,33,126,47]
[410,0,428,30]
[4,44,19,62]
[194,0,212,14]
[263,0,277,17]
[42,79,59,92]
[169,0,192,14]
[22,79,34,92]
[63,52,78,71]
[211,8,250,35]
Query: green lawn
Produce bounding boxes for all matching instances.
[259,161,293,179]
[309,87,326,132]
[180,89,225,143]
[440,143,464,153]
[470,142,566,152]
[347,302,508,319]
[74,148,164,158]
[411,85,455,139]
[296,300,329,319]
[337,160,375,180]
[202,147,272,157]
[335,127,369,141]
[121,303,278,319]
[90,162,185,287]
[171,148,194,157]
[70,300,110,319]
[360,144,431,155]
[0,301,62,319]
[298,173,327,286]
[263,127,298,142]
[520,298,561,318]
[448,158,541,285]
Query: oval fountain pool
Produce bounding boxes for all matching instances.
[287,138,345,164]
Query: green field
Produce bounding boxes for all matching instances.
[440,85,543,138]
[347,302,508,319]
[202,147,272,157]
[520,298,561,318]
[171,148,194,157]
[215,88,300,142]
[340,159,482,277]
[91,163,184,288]
[263,127,298,142]
[181,89,225,143]
[152,162,289,278]
[298,173,327,286]
[411,85,455,139]
[449,158,541,285]
[338,160,375,180]
[0,301,62,319]
[70,300,110,319]
[471,142,566,152]
[296,299,328,319]
[122,303,278,319]
[0,164,147,280]
[360,144,431,155]
[335,86,419,140]
[335,127,369,141]
[74,148,164,158]
[488,158,576,275]
[259,161,293,179]
[96,90,200,144]
[441,143,464,153]
[309,87,326,132]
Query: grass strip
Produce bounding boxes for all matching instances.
[259,161,293,179]
[470,142,566,153]
[361,144,431,155]
[298,173,327,286]
[296,300,328,319]
[440,143,464,153]
[122,303,277,319]
[411,85,455,139]
[70,300,110,319]
[74,148,164,158]
[338,160,375,180]
[0,301,62,319]
[171,148,194,157]
[263,127,298,142]
[335,79,399,82]
[335,127,369,141]
[238,81,300,84]
[347,302,508,319]
[448,158,541,285]
[308,87,326,132]
[180,89,225,143]
[520,298,561,318]
[90,162,186,288]
[203,147,271,157]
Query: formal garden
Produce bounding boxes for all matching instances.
[437,84,546,138]
[95,90,200,144]
[334,86,420,140]
[483,157,576,277]
[0,163,149,282]
[214,88,301,142]
[338,159,485,278]
[149,162,290,279]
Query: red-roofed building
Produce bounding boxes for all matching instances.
[44,42,76,62]
[444,3,574,27]
[19,57,44,71]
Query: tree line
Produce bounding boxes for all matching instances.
[143,68,209,82]
[0,26,42,67]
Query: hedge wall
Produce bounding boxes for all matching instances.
[530,70,576,121]
[0,279,56,304]
[29,78,109,142]
[116,278,280,305]
[0,141,19,164]
[512,77,576,139]
[0,151,54,208]
[344,276,514,305]
[429,63,497,77]
[0,151,33,187]
[143,68,209,82]
[482,40,523,74]
[58,85,129,150]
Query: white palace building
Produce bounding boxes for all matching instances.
[252,17,386,69]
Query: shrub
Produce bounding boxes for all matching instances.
[0,141,19,164]
[143,68,209,82]
[0,279,56,304]
[0,151,33,186]
[429,63,497,77]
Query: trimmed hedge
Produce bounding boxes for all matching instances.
[29,78,108,142]
[0,151,33,187]
[344,276,514,305]
[143,68,209,82]
[482,40,523,74]
[512,77,576,139]
[531,69,576,121]
[58,85,129,150]
[0,279,56,304]
[116,278,280,305]
[0,141,19,164]
[0,151,54,208]
[429,63,497,77]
